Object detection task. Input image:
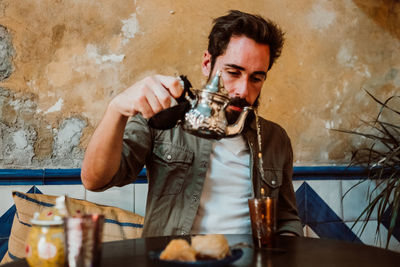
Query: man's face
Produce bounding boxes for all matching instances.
[202,35,270,123]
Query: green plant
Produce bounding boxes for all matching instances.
[335,90,400,248]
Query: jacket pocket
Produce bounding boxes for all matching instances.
[151,142,194,196]
[261,168,283,189]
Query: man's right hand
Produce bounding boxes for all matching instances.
[81,75,183,191]
[109,75,184,119]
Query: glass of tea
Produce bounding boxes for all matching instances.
[248,197,277,249]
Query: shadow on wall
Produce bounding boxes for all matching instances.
[353,0,400,41]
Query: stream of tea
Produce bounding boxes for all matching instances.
[255,110,267,198]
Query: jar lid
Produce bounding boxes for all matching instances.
[30,211,64,226]
[30,195,67,226]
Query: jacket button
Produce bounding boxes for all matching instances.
[181,230,187,235]
[166,154,172,160]
[271,180,276,185]
[192,195,198,202]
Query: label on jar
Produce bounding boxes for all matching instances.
[37,239,57,259]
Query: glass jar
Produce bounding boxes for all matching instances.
[25,196,68,267]
[25,219,66,267]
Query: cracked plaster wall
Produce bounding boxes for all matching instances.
[0,0,399,168]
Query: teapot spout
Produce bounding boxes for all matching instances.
[226,106,253,137]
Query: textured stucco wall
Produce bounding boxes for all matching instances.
[0,0,399,168]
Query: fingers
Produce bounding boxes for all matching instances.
[156,75,184,98]
[149,76,172,110]
[142,85,164,117]
[110,75,184,119]
[139,75,184,118]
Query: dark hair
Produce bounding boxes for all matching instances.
[207,10,285,71]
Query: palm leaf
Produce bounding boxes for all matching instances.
[334,90,400,249]
[366,90,400,117]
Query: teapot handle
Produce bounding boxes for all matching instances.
[176,75,195,103]
[147,75,194,130]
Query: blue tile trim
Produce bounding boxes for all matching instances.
[0,206,16,238]
[381,205,400,242]
[293,166,367,180]
[0,168,148,185]
[303,182,342,223]
[0,166,366,185]
[296,182,362,243]
[295,182,307,224]
[309,222,362,243]
[27,186,41,194]
[0,239,9,263]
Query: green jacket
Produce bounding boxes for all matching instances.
[101,113,303,237]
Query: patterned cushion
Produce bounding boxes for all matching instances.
[0,191,144,265]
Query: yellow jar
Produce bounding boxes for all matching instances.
[25,196,68,266]
[26,219,66,267]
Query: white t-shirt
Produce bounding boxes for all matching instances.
[191,135,252,234]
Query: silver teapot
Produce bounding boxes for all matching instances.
[182,71,253,139]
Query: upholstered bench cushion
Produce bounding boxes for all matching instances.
[0,191,144,265]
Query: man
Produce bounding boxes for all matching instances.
[81,10,303,237]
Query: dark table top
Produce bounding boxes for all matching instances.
[5,234,400,267]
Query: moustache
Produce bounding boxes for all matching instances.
[228,97,251,109]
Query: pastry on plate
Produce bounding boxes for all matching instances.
[191,234,230,260]
[159,239,196,262]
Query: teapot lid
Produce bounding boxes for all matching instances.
[204,70,229,97]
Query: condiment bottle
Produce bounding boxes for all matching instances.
[26,196,68,267]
